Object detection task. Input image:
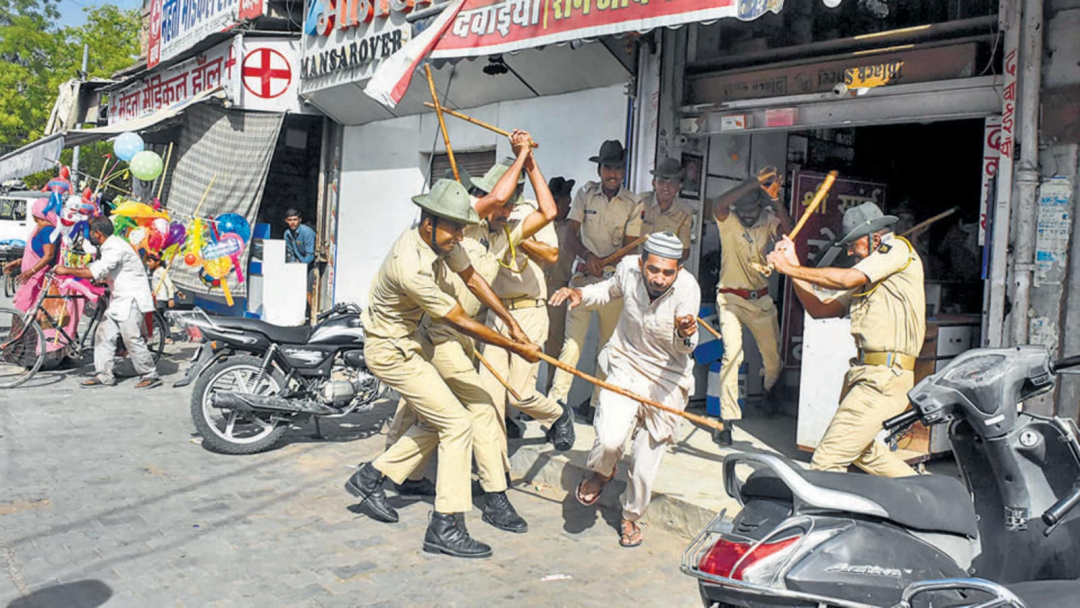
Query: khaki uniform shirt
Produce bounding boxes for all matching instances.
[567,181,639,259]
[547,218,575,292]
[493,200,558,301]
[578,256,701,441]
[362,228,471,346]
[846,235,926,358]
[715,212,780,292]
[627,192,694,251]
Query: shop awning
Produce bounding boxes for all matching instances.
[428,0,783,59]
[0,86,227,182]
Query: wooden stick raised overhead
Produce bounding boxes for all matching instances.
[424,65,459,182]
[753,169,839,277]
[422,102,538,148]
[537,352,724,432]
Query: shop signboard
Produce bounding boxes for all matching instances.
[779,171,887,370]
[148,0,246,69]
[429,0,781,59]
[978,116,1002,247]
[300,0,424,94]
[111,37,302,127]
[687,43,977,105]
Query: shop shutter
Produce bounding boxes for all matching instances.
[429,150,496,187]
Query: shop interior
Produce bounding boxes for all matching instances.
[693,117,989,459]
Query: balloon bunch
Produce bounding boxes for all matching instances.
[40,166,73,218]
[112,132,164,182]
[179,213,251,306]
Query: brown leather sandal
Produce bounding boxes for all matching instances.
[575,466,616,507]
[619,519,643,548]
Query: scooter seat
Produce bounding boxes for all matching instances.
[213,317,312,344]
[742,467,978,538]
[1006,580,1080,607]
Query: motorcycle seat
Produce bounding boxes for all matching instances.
[1006,580,1080,607]
[742,467,978,538]
[213,317,312,344]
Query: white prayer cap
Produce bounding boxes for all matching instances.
[643,231,683,260]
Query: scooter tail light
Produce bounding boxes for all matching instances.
[698,535,801,582]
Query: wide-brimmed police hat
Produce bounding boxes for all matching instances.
[589,140,626,167]
[548,176,575,198]
[412,179,480,225]
[838,201,898,245]
[650,157,682,180]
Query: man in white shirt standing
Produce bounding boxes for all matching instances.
[549,232,700,548]
[55,216,159,388]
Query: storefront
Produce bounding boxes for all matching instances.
[661,0,1009,459]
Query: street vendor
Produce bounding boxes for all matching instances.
[708,168,793,445]
[766,201,924,478]
[343,167,542,559]
[550,232,700,548]
[548,140,640,418]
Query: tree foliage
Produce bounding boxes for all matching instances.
[0,0,140,185]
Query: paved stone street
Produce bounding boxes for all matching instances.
[0,342,701,607]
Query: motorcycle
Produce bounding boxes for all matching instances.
[681,345,1080,607]
[169,302,387,454]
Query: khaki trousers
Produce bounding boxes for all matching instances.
[811,365,918,478]
[367,337,475,513]
[544,301,568,391]
[479,304,565,471]
[717,293,782,421]
[549,275,622,405]
[382,334,508,494]
[586,371,683,522]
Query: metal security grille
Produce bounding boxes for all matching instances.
[429,150,496,187]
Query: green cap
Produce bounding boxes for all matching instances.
[412,179,481,225]
[838,201,898,245]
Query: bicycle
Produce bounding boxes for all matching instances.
[0,272,166,388]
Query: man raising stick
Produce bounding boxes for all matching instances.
[766,201,923,478]
[549,232,701,547]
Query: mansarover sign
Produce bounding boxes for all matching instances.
[300,0,438,93]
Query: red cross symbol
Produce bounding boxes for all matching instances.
[242,47,291,99]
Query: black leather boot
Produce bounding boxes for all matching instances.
[712,421,733,447]
[505,415,525,439]
[344,462,399,523]
[423,512,493,558]
[482,491,528,534]
[394,477,436,497]
[546,401,576,452]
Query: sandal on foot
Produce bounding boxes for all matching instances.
[135,377,162,389]
[619,519,643,548]
[575,466,616,507]
[81,376,114,388]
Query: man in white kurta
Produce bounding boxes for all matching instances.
[549,232,700,547]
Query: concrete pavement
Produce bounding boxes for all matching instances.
[0,342,702,607]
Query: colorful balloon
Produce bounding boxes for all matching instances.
[113,132,145,161]
[130,150,164,181]
[166,222,187,248]
[214,213,252,243]
[184,253,198,266]
[111,215,136,234]
[128,228,146,248]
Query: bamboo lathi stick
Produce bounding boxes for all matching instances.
[422,102,538,148]
[696,316,722,341]
[537,351,724,432]
[477,351,523,402]
[901,206,960,238]
[424,65,460,183]
[752,169,839,277]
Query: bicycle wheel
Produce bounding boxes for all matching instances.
[147,311,167,363]
[0,307,45,388]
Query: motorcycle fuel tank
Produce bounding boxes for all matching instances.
[308,315,365,346]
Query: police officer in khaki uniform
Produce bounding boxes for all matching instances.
[767,201,924,478]
[626,157,695,260]
[709,168,793,445]
[477,164,575,466]
[344,177,541,559]
[543,177,576,392]
[380,135,556,536]
[549,140,639,412]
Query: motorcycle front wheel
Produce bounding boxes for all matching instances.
[191,355,289,454]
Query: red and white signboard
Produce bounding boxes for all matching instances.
[429,0,782,59]
[978,116,1002,247]
[238,0,265,21]
[243,47,292,98]
[110,36,304,127]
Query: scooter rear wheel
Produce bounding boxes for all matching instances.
[191,355,289,454]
